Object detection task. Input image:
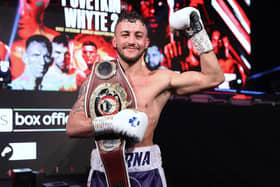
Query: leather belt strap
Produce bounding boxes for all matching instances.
[85,60,137,187]
[96,139,129,187]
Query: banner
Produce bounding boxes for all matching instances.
[0,108,70,132]
[0,0,252,91]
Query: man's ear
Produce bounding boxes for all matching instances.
[112,36,117,49]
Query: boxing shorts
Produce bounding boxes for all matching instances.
[87,145,167,187]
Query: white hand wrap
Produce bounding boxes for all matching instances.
[169,7,213,55]
[92,115,114,135]
[190,29,213,55]
[92,109,148,143]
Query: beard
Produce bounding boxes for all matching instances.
[116,45,146,64]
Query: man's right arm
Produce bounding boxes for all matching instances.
[66,77,149,143]
[66,77,95,138]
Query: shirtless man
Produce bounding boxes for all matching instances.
[66,8,224,187]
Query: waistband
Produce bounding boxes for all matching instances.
[90,144,162,173]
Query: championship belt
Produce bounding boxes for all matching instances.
[85,60,136,187]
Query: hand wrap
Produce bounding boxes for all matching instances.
[92,109,148,143]
[170,7,213,55]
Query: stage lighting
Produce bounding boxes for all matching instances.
[0,60,11,89]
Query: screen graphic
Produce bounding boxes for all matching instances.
[0,0,254,92]
[0,0,264,180]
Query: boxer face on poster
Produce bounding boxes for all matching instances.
[52,42,68,69]
[211,30,223,55]
[23,40,51,78]
[139,0,169,33]
[146,45,163,68]
[112,19,150,64]
[18,0,50,38]
[82,44,98,65]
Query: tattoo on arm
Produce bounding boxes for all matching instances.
[72,77,89,114]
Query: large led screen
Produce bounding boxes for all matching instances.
[0,0,257,179]
[0,0,254,92]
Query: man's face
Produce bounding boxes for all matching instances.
[24,41,51,78]
[113,19,150,64]
[18,0,50,38]
[52,42,68,69]
[211,31,223,54]
[82,45,97,64]
[146,46,162,67]
[139,0,168,33]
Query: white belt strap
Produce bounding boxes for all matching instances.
[90,145,162,173]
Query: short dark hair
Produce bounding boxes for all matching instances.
[26,35,52,54]
[53,34,69,47]
[114,11,148,33]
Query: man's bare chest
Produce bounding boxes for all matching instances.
[129,79,167,110]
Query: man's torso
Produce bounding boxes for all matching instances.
[125,69,172,146]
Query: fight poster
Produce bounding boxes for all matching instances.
[0,0,252,91]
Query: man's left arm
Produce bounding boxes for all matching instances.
[169,51,224,95]
[168,7,225,95]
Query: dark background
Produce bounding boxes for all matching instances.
[1,1,279,186]
[1,90,279,186]
[155,98,278,186]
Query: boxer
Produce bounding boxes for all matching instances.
[85,58,148,187]
[67,8,224,187]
